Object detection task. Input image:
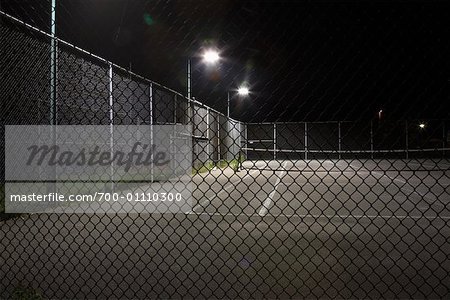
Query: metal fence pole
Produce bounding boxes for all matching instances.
[206,108,210,161]
[244,124,248,159]
[338,121,341,159]
[238,122,246,170]
[238,121,242,171]
[304,122,308,160]
[443,120,446,157]
[174,94,177,124]
[217,115,221,161]
[108,63,114,191]
[50,0,57,125]
[273,123,277,160]
[405,120,409,159]
[149,82,154,182]
[48,0,58,194]
[187,59,191,99]
[226,118,229,161]
[370,120,374,159]
[227,92,230,118]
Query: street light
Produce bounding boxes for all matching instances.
[419,123,426,129]
[228,85,250,118]
[187,49,220,99]
[202,50,220,65]
[237,86,250,96]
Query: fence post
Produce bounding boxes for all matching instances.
[238,121,242,171]
[48,0,58,195]
[244,124,248,159]
[187,59,191,99]
[50,0,57,125]
[338,121,341,160]
[149,82,154,182]
[174,94,177,124]
[304,122,308,160]
[370,120,374,159]
[273,123,277,160]
[206,108,210,162]
[443,120,446,157]
[217,115,221,161]
[405,120,409,159]
[226,118,230,161]
[108,62,114,191]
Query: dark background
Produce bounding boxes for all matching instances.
[1,0,449,122]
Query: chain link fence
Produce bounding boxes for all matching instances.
[1,2,450,299]
[245,120,449,161]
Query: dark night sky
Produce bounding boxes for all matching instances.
[2,0,450,122]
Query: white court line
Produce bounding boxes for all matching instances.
[258,161,289,216]
[188,211,450,220]
[189,169,259,213]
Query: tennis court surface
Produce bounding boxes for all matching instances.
[193,158,450,219]
[2,158,449,298]
[187,158,450,298]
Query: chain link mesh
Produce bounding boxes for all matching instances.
[1,1,450,298]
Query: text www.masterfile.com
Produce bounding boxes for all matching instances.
[9,192,183,202]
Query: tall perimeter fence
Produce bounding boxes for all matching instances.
[0,11,245,179]
[245,120,449,161]
[2,10,447,179]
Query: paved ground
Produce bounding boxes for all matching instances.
[1,159,449,298]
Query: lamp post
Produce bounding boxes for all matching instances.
[187,49,220,99]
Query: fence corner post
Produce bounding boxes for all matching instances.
[304,122,308,160]
[338,121,342,160]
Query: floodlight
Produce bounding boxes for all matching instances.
[237,86,250,96]
[202,50,220,64]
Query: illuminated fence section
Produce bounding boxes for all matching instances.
[191,102,246,167]
[112,69,151,126]
[1,20,51,126]
[340,121,372,159]
[57,44,110,125]
[0,14,245,179]
[245,120,450,160]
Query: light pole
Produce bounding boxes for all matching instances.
[187,49,220,99]
[227,85,250,118]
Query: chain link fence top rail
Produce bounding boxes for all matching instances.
[1,1,450,299]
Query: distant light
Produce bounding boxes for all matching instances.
[237,86,250,96]
[202,50,220,64]
[419,123,426,129]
